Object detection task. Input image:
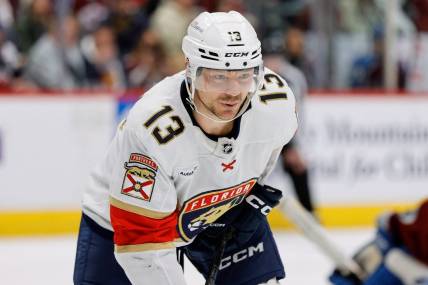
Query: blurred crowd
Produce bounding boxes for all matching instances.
[0,0,428,92]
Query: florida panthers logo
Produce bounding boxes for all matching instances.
[178,178,257,241]
[187,198,240,232]
[121,153,158,201]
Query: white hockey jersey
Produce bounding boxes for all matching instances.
[82,67,298,284]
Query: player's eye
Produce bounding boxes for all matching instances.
[212,74,227,81]
[238,73,251,80]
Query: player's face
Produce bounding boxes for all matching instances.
[194,68,255,120]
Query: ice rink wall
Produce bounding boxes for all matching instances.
[0,91,426,235]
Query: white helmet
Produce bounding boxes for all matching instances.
[182,11,264,122]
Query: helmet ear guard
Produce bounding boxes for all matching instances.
[182,11,264,122]
[184,59,196,110]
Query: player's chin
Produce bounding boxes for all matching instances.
[214,102,242,120]
[216,109,239,120]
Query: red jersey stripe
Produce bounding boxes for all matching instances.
[110,204,179,246]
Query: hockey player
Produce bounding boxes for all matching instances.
[73,11,298,285]
[330,199,428,285]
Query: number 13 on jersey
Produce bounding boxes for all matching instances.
[144,105,185,145]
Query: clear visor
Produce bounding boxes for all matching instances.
[194,66,261,95]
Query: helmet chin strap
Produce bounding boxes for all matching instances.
[184,76,251,123]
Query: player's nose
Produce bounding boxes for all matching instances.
[225,79,241,96]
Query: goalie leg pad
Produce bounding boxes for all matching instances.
[385,249,428,285]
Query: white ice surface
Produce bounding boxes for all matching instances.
[0,229,373,285]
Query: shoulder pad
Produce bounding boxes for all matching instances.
[119,74,197,174]
[260,68,290,94]
[245,67,298,146]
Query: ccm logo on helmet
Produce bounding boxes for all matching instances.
[246,195,272,215]
[225,52,249,57]
[219,242,264,270]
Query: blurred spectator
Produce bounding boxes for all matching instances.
[284,26,316,87]
[404,0,428,91]
[15,0,53,53]
[150,0,201,74]
[349,27,407,89]
[76,1,110,34]
[0,0,14,31]
[80,23,126,90]
[25,15,88,90]
[125,29,165,89]
[73,0,104,12]
[107,0,150,56]
[0,24,23,87]
[336,0,414,35]
[404,0,428,32]
[215,0,245,12]
[336,0,383,35]
[244,0,310,43]
[215,0,258,29]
